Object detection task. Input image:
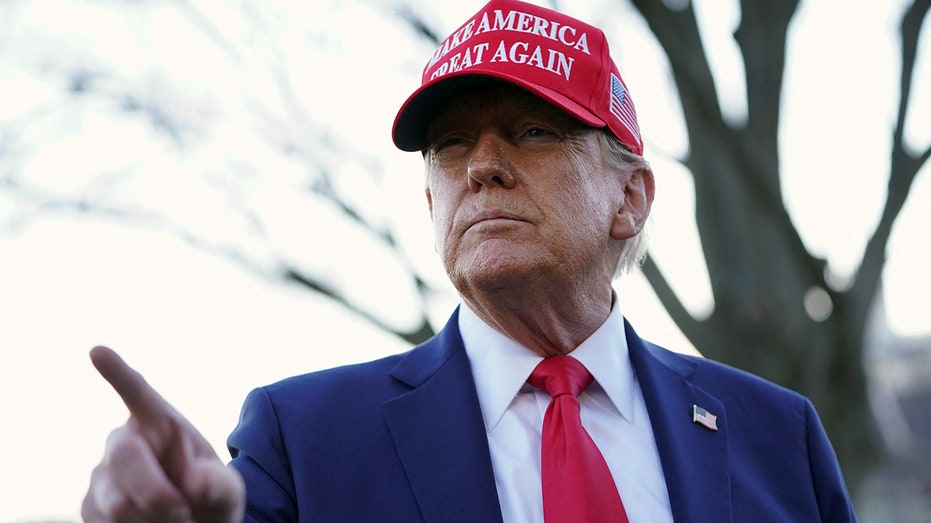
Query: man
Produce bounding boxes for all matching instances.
[83,1,857,521]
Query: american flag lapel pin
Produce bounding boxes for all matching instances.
[692,404,718,431]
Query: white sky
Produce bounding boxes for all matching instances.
[0,0,928,521]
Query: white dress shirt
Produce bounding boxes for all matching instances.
[459,300,674,523]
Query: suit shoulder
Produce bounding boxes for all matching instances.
[261,350,409,401]
[259,310,463,400]
[643,340,807,406]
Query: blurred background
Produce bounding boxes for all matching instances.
[0,0,928,521]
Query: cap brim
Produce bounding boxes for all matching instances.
[392,71,607,152]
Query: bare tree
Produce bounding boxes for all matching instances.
[0,0,443,345]
[624,0,930,490]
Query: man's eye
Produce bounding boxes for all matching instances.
[431,135,467,151]
[442,137,466,147]
[521,127,560,141]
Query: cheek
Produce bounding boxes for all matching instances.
[427,187,456,251]
[551,183,615,244]
[548,153,615,223]
[433,211,451,252]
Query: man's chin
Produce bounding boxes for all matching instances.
[449,252,548,294]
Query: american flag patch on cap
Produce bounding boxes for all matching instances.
[609,73,640,143]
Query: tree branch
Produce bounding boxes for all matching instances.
[848,0,930,332]
[393,5,443,45]
[628,0,726,144]
[284,266,435,345]
[640,254,711,352]
[892,0,931,151]
[734,0,799,176]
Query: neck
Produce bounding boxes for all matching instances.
[461,282,615,357]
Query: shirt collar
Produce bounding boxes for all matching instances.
[460,297,636,432]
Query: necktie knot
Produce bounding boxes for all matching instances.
[528,355,594,398]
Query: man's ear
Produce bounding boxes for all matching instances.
[610,165,655,240]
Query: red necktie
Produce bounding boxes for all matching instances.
[528,356,629,523]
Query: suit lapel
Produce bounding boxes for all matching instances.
[626,321,733,523]
[379,313,733,522]
[382,310,504,523]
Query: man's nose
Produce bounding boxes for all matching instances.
[467,131,517,191]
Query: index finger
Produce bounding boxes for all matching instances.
[90,345,175,424]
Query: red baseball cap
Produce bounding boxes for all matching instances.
[392,0,642,155]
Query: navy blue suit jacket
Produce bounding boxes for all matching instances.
[228,310,856,522]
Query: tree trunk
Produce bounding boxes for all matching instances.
[628,0,931,493]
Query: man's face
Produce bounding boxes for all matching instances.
[424,84,642,297]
